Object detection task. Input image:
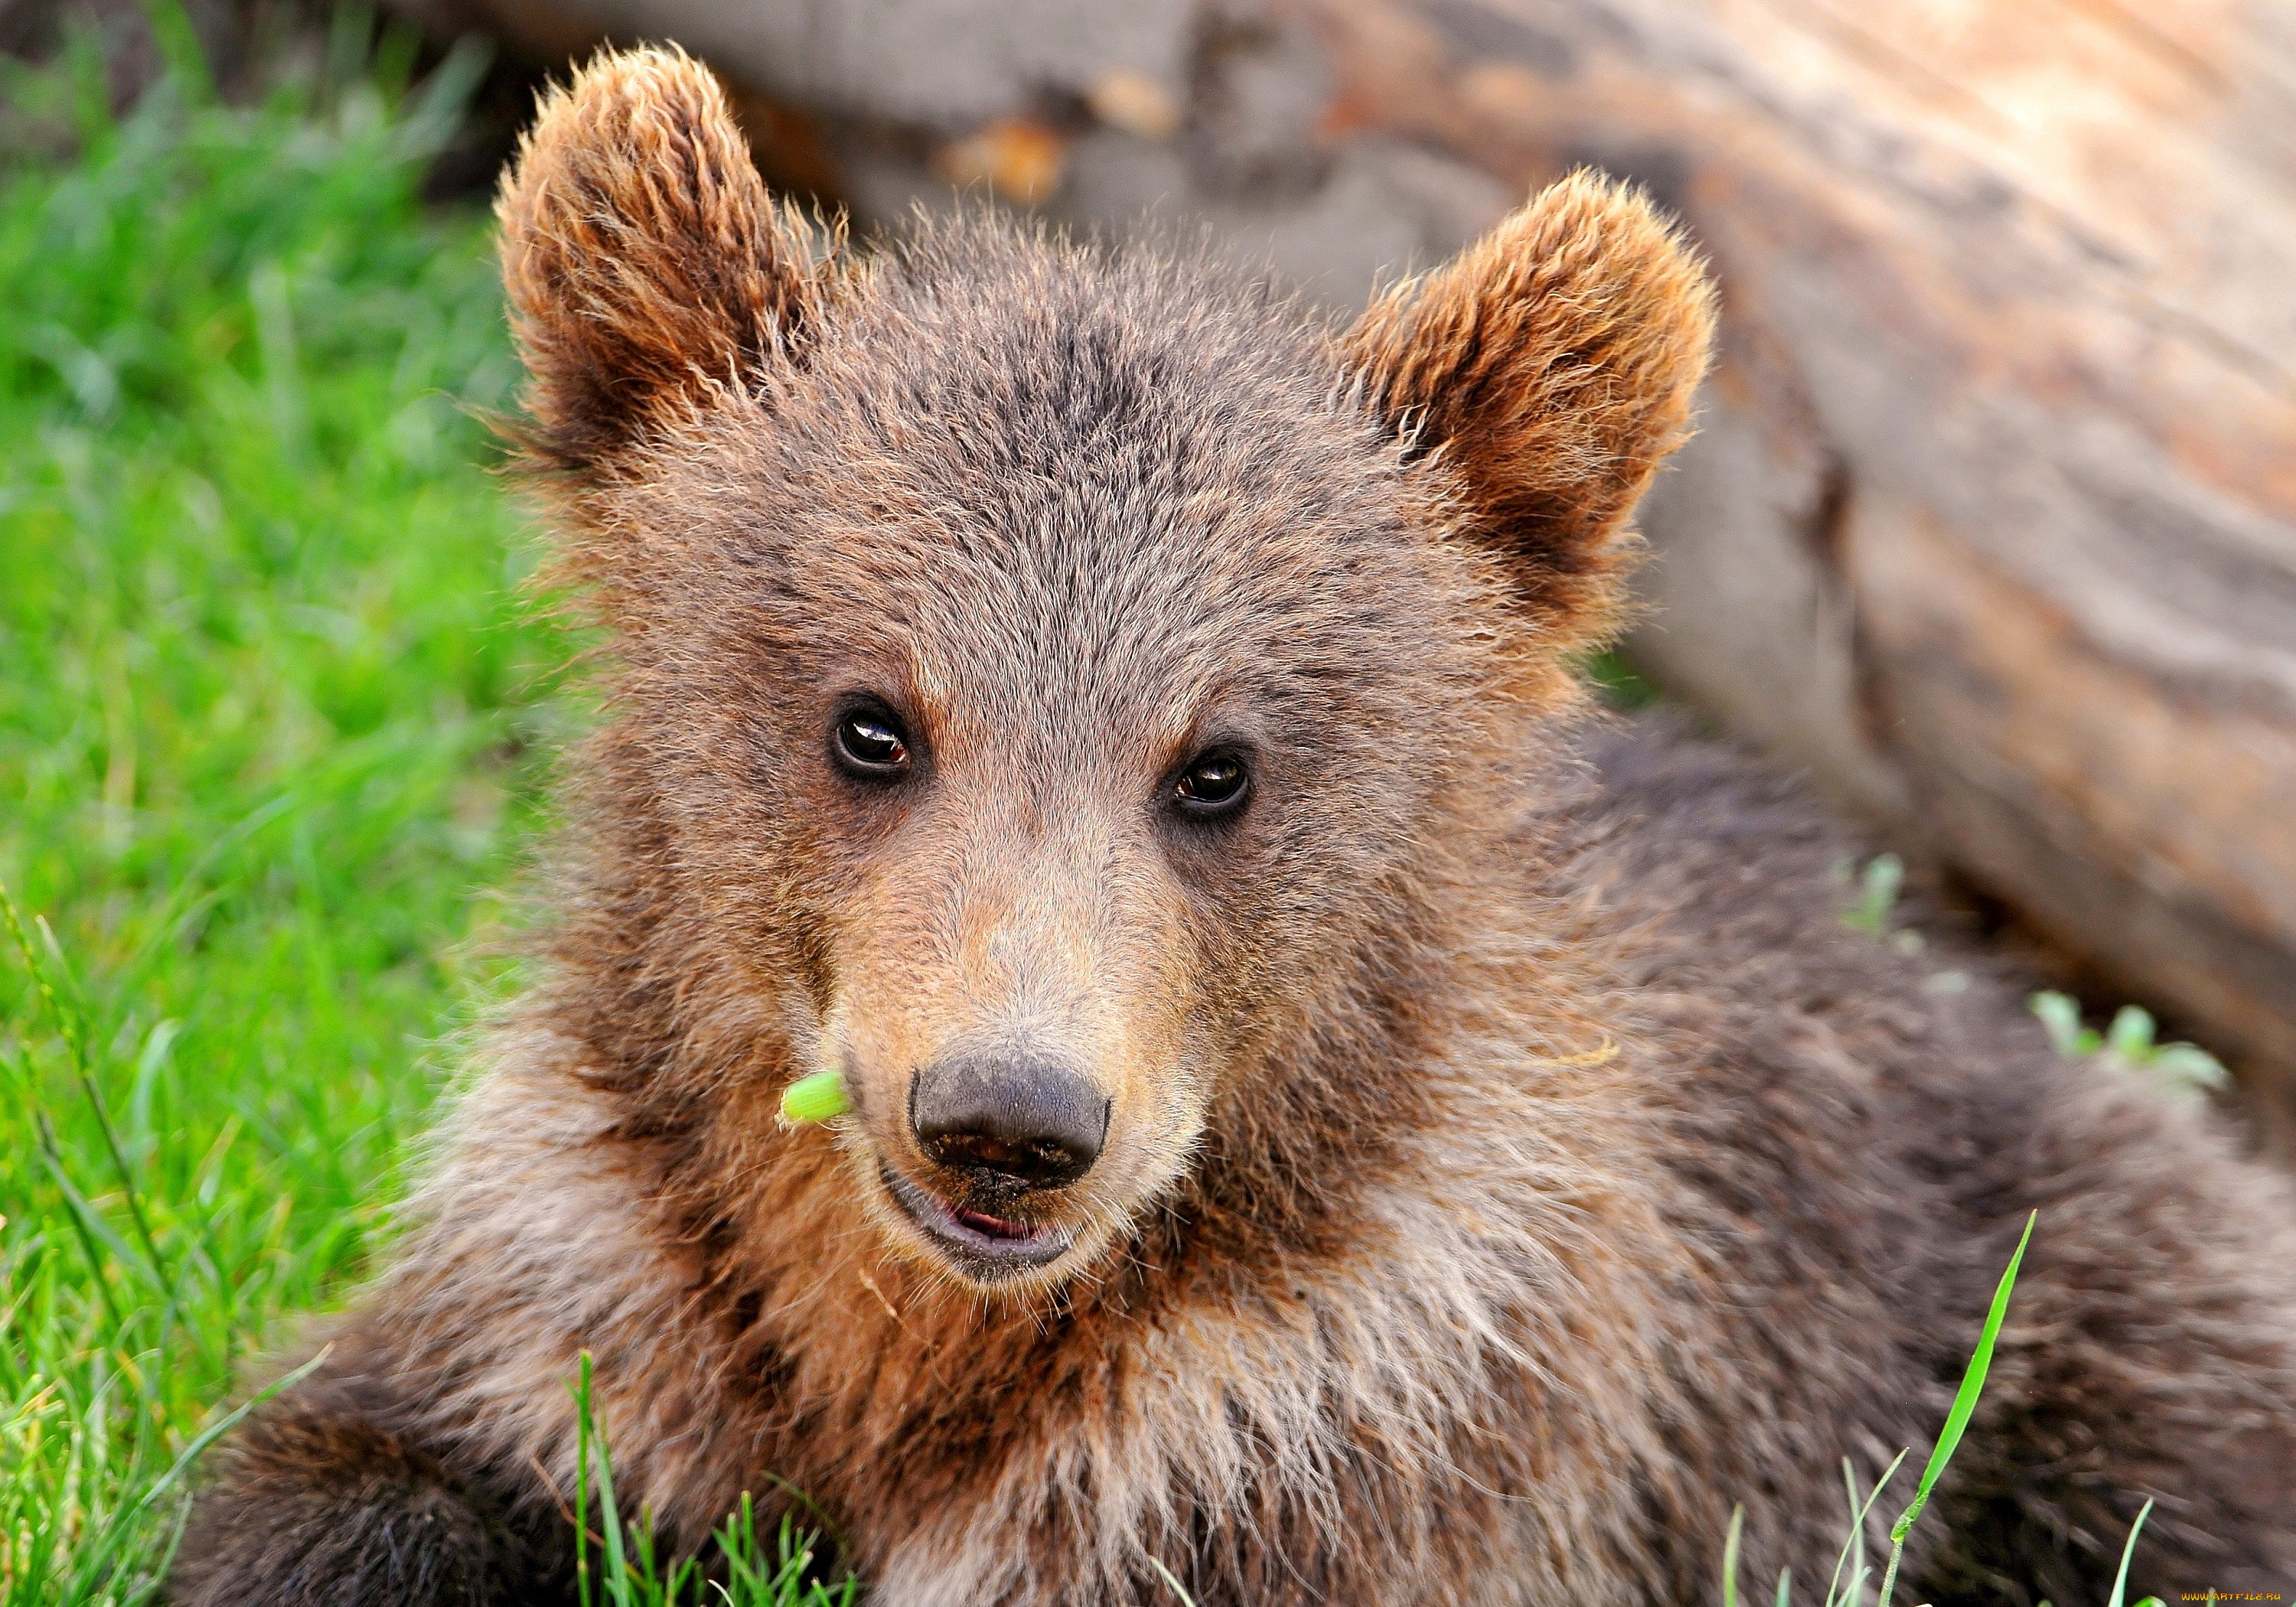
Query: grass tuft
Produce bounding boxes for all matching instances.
[2030,992,2228,1100]
[1722,1214,2166,1607]
[568,1353,855,1607]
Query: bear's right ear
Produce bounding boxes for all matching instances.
[1342,172,1716,654]
[496,47,827,477]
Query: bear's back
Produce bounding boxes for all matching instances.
[1564,714,2296,1599]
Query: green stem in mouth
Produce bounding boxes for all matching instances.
[781,1068,849,1125]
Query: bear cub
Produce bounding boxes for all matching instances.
[171,46,2296,1607]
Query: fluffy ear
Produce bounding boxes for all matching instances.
[496,46,827,476]
[1343,171,1717,647]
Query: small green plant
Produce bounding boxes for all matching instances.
[2030,993,2228,1101]
[568,1352,855,1607]
[1841,852,1904,936]
[1836,853,1926,955]
[1837,854,1929,955]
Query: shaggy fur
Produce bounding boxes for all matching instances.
[171,48,2296,1607]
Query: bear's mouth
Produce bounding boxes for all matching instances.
[878,1162,1076,1276]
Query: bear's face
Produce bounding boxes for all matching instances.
[497,49,1713,1292]
[622,241,1520,1286]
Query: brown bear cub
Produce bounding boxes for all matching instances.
[171,46,2296,1607]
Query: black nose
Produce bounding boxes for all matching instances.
[909,1053,1109,1188]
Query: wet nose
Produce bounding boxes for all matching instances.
[910,1053,1109,1188]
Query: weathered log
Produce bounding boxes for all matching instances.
[1292,0,2296,1147]
[406,0,2296,1140]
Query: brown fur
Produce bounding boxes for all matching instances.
[171,48,2296,1607]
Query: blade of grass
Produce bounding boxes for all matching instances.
[2107,1498,2154,1607]
[571,1351,636,1605]
[1150,1556,1201,1607]
[105,790,303,1009]
[1825,1449,1906,1607]
[765,1471,853,1571]
[1724,1504,1746,1607]
[574,1352,596,1607]
[1876,1211,2036,1604]
[30,1111,128,1330]
[131,0,215,99]
[4,882,178,1313]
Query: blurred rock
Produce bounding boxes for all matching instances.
[424,0,1192,130]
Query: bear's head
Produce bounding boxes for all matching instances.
[497,48,1714,1293]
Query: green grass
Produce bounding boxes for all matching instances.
[0,22,843,1599]
[570,1354,858,1607]
[0,23,557,1600]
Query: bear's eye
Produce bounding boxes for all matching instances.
[1172,751,1250,816]
[834,708,912,778]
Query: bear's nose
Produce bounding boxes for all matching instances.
[909,1053,1109,1189]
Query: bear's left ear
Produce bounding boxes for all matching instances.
[1342,171,1717,650]
[497,46,830,480]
